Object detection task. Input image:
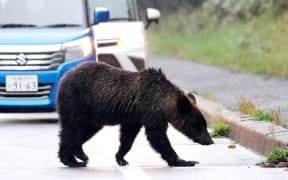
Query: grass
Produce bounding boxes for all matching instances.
[236,97,257,117]
[211,115,230,137]
[258,148,288,167]
[201,92,216,102]
[255,109,273,121]
[271,110,285,128]
[236,97,274,122]
[147,11,288,78]
[266,148,288,163]
[236,97,286,128]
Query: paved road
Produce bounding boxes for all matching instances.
[148,54,288,126]
[0,55,288,180]
[1,120,287,180]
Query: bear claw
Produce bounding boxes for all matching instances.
[75,153,89,162]
[116,158,129,166]
[61,157,88,168]
[169,159,199,167]
[63,161,87,168]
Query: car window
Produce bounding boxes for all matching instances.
[88,0,138,22]
[0,0,87,27]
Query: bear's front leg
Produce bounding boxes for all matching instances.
[145,127,198,167]
[115,124,142,166]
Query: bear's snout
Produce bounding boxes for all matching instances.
[194,131,214,145]
[202,138,214,145]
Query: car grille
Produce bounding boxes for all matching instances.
[0,51,64,71]
[0,83,52,99]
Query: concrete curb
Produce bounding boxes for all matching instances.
[196,95,288,156]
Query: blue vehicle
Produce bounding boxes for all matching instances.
[0,0,108,116]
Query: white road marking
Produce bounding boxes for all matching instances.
[117,160,151,180]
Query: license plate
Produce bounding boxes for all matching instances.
[6,75,38,92]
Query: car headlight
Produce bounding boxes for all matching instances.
[63,37,93,61]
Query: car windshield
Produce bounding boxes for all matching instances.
[0,0,87,28]
[88,0,138,22]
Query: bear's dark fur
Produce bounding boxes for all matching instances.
[57,62,213,167]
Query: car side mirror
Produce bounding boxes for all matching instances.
[93,7,110,25]
[145,8,161,29]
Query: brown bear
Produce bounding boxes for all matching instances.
[57,62,213,168]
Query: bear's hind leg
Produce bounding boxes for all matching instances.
[75,125,103,162]
[58,126,87,167]
[145,126,198,167]
[116,124,142,166]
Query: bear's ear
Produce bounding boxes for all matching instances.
[188,92,197,104]
[177,95,192,116]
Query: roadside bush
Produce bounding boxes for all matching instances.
[148,0,288,79]
[266,148,288,163]
[274,0,288,14]
[153,0,288,34]
[138,0,204,14]
[255,109,273,122]
[211,115,230,137]
[202,0,274,24]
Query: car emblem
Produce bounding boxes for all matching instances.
[15,53,28,66]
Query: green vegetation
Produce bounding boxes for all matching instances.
[235,98,286,128]
[236,97,274,122]
[236,98,276,122]
[271,110,285,128]
[266,148,288,163]
[211,115,230,137]
[254,109,273,122]
[147,1,288,78]
[201,92,216,102]
[236,97,257,117]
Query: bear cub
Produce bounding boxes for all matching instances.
[57,62,213,167]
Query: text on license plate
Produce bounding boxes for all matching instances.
[6,75,38,92]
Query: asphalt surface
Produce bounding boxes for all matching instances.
[0,55,288,179]
[148,54,288,126]
[1,120,287,180]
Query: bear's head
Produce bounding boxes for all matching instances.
[174,94,213,145]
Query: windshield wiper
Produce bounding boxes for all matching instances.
[44,24,82,28]
[1,23,37,28]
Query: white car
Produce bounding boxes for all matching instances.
[89,0,160,72]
